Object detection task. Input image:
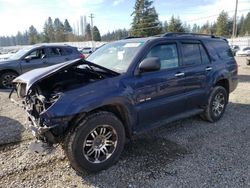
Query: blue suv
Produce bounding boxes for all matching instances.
[10,33,238,173]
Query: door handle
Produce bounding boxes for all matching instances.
[175,72,185,77]
[205,67,212,71]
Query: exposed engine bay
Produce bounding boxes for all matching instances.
[14,62,118,115]
[10,60,119,142]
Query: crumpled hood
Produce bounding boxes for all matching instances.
[13,58,81,93]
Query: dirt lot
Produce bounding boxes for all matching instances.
[0,57,250,188]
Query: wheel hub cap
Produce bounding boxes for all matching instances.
[212,93,225,117]
[83,125,117,163]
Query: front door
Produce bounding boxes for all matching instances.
[130,42,187,129]
[20,48,48,73]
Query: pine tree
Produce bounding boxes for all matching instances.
[93,26,101,41]
[64,19,72,33]
[163,21,168,32]
[238,15,245,36]
[167,16,185,32]
[216,11,229,37]
[192,24,198,33]
[85,24,92,41]
[54,18,65,42]
[47,17,55,42]
[131,0,162,36]
[28,25,39,45]
[243,12,250,35]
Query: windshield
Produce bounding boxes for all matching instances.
[9,46,33,60]
[87,41,144,73]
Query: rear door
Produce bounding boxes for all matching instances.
[46,47,67,65]
[131,41,187,128]
[179,40,212,110]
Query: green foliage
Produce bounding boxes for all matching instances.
[216,11,229,36]
[54,18,65,42]
[93,26,101,41]
[167,16,185,32]
[28,25,39,45]
[64,19,72,33]
[102,29,129,41]
[1,10,250,47]
[242,12,250,36]
[131,0,162,37]
[85,24,92,41]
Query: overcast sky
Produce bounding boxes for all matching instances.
[0,0,249,36]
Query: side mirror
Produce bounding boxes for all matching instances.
[24,55,32,62]
[138,57,161,74]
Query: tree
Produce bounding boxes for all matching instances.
[238,15,245,36]
[216,11,229,36]
[163,21,168,32]
[85,24,92,41]
[93,26,101,41]
[167,16,185,32]
[192,24,199,33]
[64,19,72,33]
[102,29,129,41]
[28,25,39,45]
[131,0,162,36]
[200,21,211,34]
[54,18,65,42]
[243,12,250,36]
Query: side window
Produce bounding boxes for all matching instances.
[48,47,63,57]
[26,49,45,60]
[146,43,179,70]
[63,47,73,55]
[181,43,201,66]
[208,41,233,60]
[199,44,210,64]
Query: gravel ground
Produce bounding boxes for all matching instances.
[0,57,250,188]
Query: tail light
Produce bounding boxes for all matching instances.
[80,54,85,59]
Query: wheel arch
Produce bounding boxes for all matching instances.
[0,69,19,76]
[68,103,133,139]
[215,78,229,101]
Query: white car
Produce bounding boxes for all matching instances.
[236,47,250,56]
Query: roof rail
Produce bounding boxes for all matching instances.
[123,36,142,39]
[162,32,216,38]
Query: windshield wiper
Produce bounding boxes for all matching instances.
[82,60,120,76]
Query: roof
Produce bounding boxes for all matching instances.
[121,32,227,43]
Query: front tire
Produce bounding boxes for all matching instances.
[201,86,228,122]
[63,111,125,173]
[0,72,18,89]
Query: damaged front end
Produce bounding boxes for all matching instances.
[10,83,65,143]
[9,59,119,144]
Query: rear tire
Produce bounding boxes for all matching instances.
[63,111,125,174]
[201,86,228,122]
[0,72,18,89]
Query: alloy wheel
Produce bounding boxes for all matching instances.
[212,92,225,117]
[83,125,118,164]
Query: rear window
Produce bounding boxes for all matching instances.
[208,41,233,60]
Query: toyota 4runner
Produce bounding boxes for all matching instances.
[10,33,238,173]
